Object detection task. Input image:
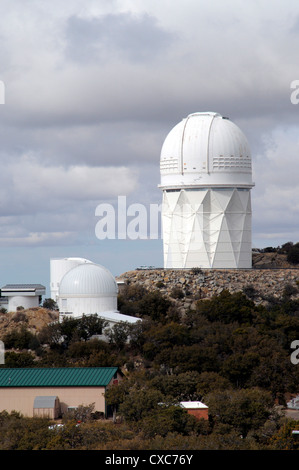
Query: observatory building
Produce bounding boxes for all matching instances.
[0,284,46,312]
[57,262,118,318]
[50,257,139,328]
[159,112,254,269]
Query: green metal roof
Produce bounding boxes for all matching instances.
[0,367,119,388]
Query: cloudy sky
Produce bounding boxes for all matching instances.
[0,0,299,292]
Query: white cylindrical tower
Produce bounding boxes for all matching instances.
[50,257,93,301]
[159,112,254,269]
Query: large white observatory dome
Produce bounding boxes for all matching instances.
[160,112,253,189]
[159,111,254,269]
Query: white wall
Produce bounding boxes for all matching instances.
[161,187,252,269]
[58,295,118,317]
[8,295,40,312]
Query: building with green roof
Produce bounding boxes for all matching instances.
[0,367,122,418]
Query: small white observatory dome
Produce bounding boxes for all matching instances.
[58,263,118,317]
[59,263,118,297]
[160,112,253,189]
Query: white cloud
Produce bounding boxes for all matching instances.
[0,0,298,276]
[252,125,299,245]
[0,154,138,213]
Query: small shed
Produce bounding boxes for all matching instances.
[180,401,209,420]
[33,396,60,419]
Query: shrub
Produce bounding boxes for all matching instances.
[170,287,185,300]
[2,327,39,350]
[156,281,165,288]
[287,246,299,265]
[12,312,27,323]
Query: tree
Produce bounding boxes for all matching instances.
[142,321,190,361]
[138,291,172,322]
[47,421,83,450]
[118,284,176,323]
[38,314,106,348]
[2,351,35,368]
[42,298,58,310]
[139,406,197,438]
[105,380,130,423]
[196,371,232,396]
[149,371,203,401]
[104,322,131,350]
[270,419,299,450]
[0,412,51,450]
[195,290,257,325]
[248,350,296,402]
[64,403,96,423]
[119,388,164,422]
[221,351,260,388]
[77,314,107,341]
[117,284,147,316]
[2,327,40,351]
[279,241,294,254]
[206,388,276,438]
[124,318,151,353]
[287,245,299,264]
[153,343,220,374]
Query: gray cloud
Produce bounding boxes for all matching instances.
[65,12,177,64]
[0,1,298,284]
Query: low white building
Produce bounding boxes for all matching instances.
[0,284,46,312]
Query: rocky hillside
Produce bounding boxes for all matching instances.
[0,308,58,339]
[252,251,294,269]
[0,253,298,338]
[117,253,299,314]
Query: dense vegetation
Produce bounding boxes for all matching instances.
[0,280,299,450]
[260,241,299,264]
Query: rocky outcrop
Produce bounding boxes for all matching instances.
[252,251,293,269]
[117,266,299,310]
[0,308,59,338]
